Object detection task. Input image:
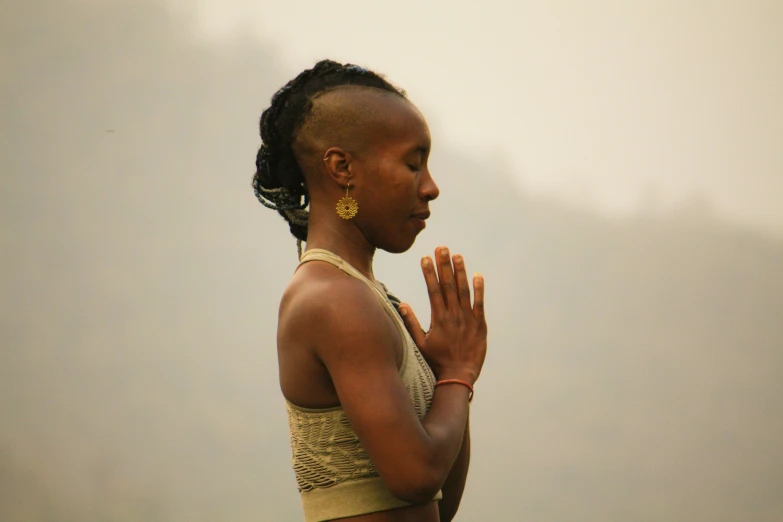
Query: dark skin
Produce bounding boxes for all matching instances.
[278,87,488,522]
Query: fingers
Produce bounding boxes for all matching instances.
[421,255,445,318]
[424,247,483,325]
[472,272,485,325]
[399,303,426,348]
[452,254,473,313]
[435,247,460,312]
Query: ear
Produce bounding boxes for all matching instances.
[322,147,353,187]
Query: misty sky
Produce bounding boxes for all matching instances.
[2,1,783,521]
[162,0,783,235]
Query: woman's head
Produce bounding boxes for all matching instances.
[253,60,439,255]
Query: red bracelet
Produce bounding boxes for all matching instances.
[435,379,474,402]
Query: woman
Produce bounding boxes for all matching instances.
[253,60,488,522]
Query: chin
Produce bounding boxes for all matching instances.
[379,234,418,254]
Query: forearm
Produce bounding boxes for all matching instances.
[438,415,470,522]
[418,383,471,491]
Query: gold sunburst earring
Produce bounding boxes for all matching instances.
[336,182,358,219]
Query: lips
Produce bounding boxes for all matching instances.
[411,210,430,230]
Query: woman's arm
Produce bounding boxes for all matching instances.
[309,278,473,504]
[297,248,486,505]
[438,415,470,522]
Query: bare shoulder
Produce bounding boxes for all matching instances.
[278,261,401,407]
[280,262,394,344]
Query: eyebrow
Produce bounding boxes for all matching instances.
[408,145,429,156]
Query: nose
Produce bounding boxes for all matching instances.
[420,169,440,201]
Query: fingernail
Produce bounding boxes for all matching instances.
[440,248,450,260]
[422,257,430,267]
[399,306,407,317]
[453,255,463,266]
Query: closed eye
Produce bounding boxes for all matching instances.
[408,164,421,172]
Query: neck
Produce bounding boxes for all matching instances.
[303,205,376,281]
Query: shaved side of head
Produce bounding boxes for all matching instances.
[292,86,411,184]
[254,60,408,249]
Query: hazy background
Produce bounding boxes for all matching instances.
[2,0,782,520]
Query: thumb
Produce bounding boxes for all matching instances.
[399,303,426,349]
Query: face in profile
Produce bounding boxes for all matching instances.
[349,97,440,253]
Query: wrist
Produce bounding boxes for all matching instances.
[435,378,474,402]
[434,368,477,386]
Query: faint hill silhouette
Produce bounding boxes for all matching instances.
[2,1,782,521]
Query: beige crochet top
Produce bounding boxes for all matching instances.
[285,248,442,522]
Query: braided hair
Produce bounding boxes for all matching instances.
[253,60,406,258]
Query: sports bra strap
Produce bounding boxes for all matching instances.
[298,248,388,301]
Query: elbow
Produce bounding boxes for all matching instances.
[389,483,441,506]
[386,466,442,505]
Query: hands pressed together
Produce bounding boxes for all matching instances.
[399,246,488,387]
